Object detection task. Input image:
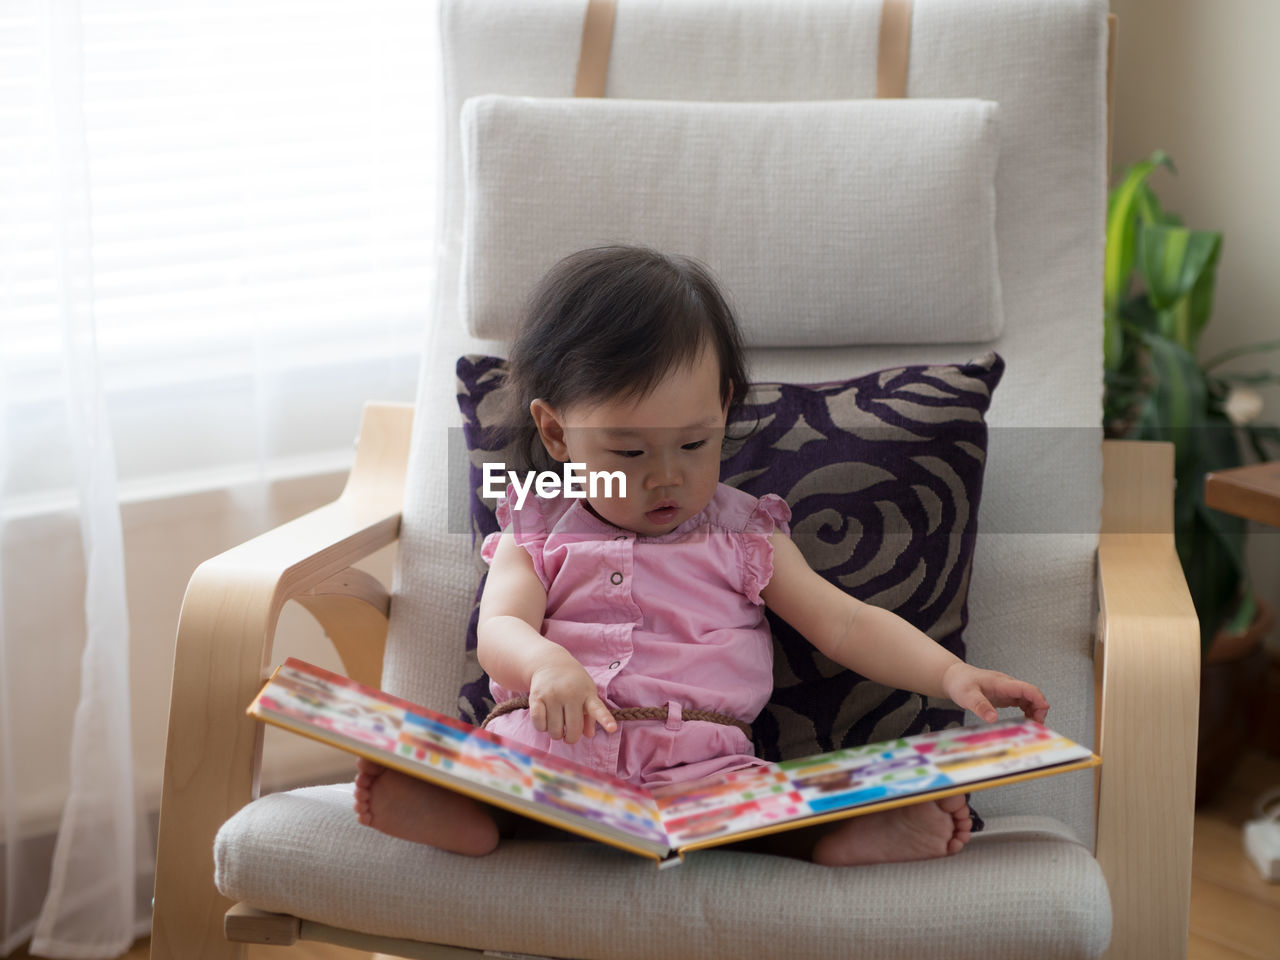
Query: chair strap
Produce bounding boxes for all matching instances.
[574,0,617,97]
[876,0,913,98]
[573,0,914,100]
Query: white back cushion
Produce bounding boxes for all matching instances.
[460,95,1002,346]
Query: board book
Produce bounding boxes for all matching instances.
[248,657,1101,865]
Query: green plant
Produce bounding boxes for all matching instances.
[1104,150,1280,652]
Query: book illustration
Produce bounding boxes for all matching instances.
[258,665,407,752]
[531,767,667,843]
[249,658,1100,863]
[651,723,1091,847]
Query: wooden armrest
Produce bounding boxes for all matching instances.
[1095,440,1199,960]
[151,402,413,960]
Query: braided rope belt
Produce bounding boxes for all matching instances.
[481,696,753,741]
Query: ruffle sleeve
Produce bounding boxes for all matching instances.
[479,482,551,587]
[741,493,792,606]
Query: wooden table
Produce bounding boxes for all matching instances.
[1205,462,1280,528]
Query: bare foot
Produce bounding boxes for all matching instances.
[811,794,973,867]
[352,758,500,856]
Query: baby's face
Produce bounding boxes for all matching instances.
[550,345,728,536]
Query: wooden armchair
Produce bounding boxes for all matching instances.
[151,2,1199,958]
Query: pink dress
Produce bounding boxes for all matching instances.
[479,482,791,789]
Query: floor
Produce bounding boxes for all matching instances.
[9,748,1280,960]
[1189,748,1280,959]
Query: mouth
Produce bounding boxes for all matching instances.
[645,501,680,524]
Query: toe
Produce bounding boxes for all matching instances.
[355,757,384,777]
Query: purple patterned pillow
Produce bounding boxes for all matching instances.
[454,353,1003,764]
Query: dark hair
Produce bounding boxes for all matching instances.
[499,246,750,473]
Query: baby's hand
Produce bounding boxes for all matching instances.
[528,657,617,744]
[941,663,1049,725]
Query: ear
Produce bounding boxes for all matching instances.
[721,383,734,419]
[530,399,570,462]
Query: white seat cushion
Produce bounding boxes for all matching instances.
[215,783,1110,959]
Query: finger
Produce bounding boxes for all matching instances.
[968,694,998,724]
[546,703,564,740]
[530,697,547,734]
[1029,687,1050,716]
[969,674,1047,724]
[587,697,618,734]
[991,684,1047,724]
[1012,687,1049,724]
[991,678,1048,710]
[564,704,583,744]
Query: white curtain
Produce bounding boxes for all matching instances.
[0,1,438,955]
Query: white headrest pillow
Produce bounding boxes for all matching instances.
[460,94,1002,347]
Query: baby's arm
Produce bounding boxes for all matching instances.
[759,532,1048,724]
[477,533,617,743]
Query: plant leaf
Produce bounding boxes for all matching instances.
[1118,292,1159,335]
[1212,370,1280,386]
[1203,337,1280,371]
[1105,152,1172,366]
[1184,412,1248,649]
[1103,307,1124,376]
[1135,180,1181,227]
[1136,224,1222,350]
[1180,229,1223,352]
[1133,331,1208,476]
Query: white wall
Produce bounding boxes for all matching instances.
[1109,0,1280,646]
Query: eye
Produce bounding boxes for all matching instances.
[681,440,707,451]
[607,449,644,458]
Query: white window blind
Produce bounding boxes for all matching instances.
[0,0,438,512]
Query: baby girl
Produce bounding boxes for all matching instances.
[355,245,1048,865]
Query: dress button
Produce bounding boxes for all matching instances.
[610,571,623,585]
[609,660,621,670]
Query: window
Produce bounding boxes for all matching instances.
[0,0,439,513]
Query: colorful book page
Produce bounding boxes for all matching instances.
[653,719,1092,847]
[258,663,413,755]
[254,659,669,848]
[397,712,536,797]
[905,721,1091,785]
[529,760,668,845]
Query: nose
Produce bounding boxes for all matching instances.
[645,450,682,490]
